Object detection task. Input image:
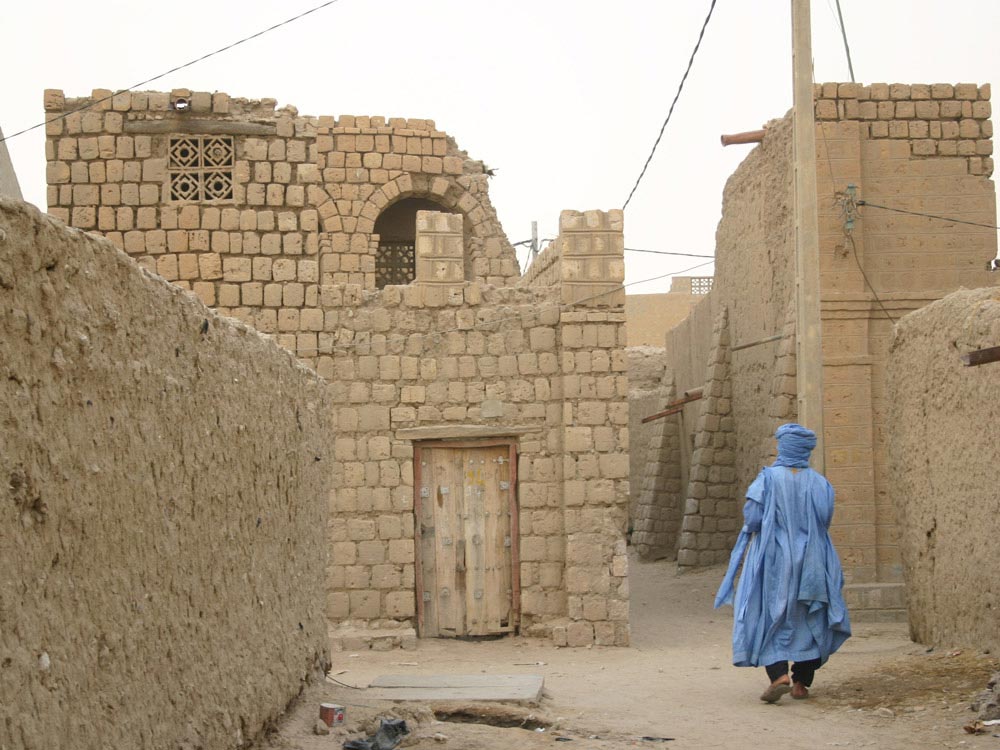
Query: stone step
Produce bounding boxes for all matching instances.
[330,627,417,653]
[844,582,908,623]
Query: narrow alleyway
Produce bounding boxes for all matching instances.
[263,552,997,749]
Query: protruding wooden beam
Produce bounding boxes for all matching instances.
[641,387,704,423]
[960,345,1000,367]
[720,129,766,147]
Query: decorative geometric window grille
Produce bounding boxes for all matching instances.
[691,276,714,295]
[375,242,416,288]
[167,135,235,201]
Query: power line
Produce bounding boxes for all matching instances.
[857,200,1000,231]
[621,0,718,211]
[625,247,714,259]
[0,0,344,145]
[833,0,856,83]
[847,233,895,323]
[514,240,715,259]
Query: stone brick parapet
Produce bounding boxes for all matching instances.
[517,239,562,289]
[559,209,626,308]
[813,81,994,176]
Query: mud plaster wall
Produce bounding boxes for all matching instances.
[662,83,998,589]
[887,288,1000,653]
[624,291,702,347]
[0,200,331,750]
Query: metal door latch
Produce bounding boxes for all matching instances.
[499,481,510,490]
[420,487,429,498]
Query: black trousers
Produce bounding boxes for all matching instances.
[765,658,822,687]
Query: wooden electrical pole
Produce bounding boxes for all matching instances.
[791,0,825,471]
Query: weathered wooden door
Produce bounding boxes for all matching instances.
[414,440,519,638]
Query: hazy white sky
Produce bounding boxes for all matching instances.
[3,1,999,292]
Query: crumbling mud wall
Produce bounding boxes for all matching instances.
[0,200,331,749]
[887,287,1000,653]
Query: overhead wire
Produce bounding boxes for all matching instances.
[621,0,718,210]
[855,200,1000,231]
[625,247,714,259]
[0,0,344,144]
[833,0,856,83]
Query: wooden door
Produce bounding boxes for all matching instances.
[414,440,519,638]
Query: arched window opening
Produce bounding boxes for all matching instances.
[374,197,458,288]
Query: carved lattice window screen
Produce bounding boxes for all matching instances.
[375,242,416,288]
[691,276,714,295]
[168,136,235,201]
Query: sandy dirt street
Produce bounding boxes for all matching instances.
[260,552,997,750]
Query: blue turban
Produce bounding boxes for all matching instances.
[773,423,817,468]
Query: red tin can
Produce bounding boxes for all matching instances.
[319,703,345,727]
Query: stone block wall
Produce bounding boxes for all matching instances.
[40,87,632,646]
[320,209,630,646]
[0,200,331,749]
[626,345,667,525]
[630,369,684,560]
[813,82,993,177]
[42,88,521,371]
[887,287,1000,652]
[517,238,562,289]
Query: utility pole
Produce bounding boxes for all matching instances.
[530,220,538,261]
[791,0,825,471]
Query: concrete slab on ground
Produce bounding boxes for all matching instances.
[365,674,544,703]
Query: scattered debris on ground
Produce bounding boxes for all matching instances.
[823,649,1000,715]
[971,670,1000,721]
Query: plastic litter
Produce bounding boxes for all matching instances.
[343,718,409,750]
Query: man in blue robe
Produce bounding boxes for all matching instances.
[715,423,851,702]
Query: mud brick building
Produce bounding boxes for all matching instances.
[43,88,630,647]
[633,82,999,622]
